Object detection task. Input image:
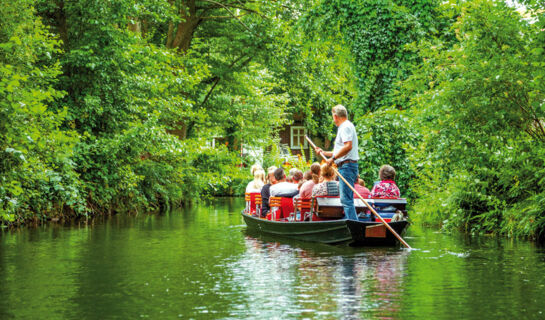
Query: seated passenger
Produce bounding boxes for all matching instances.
[292,169,303,185]
[292,164,320,213]
[312,163,339,197]
[270,167,299,198]
[353,175,371,198]
[287,168,297,183]
[260,166,277,217]
[299,170,312,189]
[303,170,312,182]
[299,162,321,199]
[246,168,265,193]
[371,165,400,198]
[250,163,263,176]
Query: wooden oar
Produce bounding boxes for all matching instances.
[305,135,412,249]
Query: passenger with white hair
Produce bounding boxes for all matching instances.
[290,168,303,185]
[288,168,297,182]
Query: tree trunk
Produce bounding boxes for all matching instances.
[167,122,188,140]
[167,0,201,52]
[50,0,68,48]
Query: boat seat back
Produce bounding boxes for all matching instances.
[368,198,407,212]
[280,197,294,219]
[313,197,408,220]
[245,192,261,215]
[366,198,408,222]
[313,196,345,219]
[255,195,262,216]
[314,197,370,218]
[294,197,312,221]
[269,197,294,220]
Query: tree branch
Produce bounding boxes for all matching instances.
[201,13,250,19]
[199,0,253,33]
[199,53,252,108]
[200,77,221,108]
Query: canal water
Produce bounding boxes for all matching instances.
[1,198,544,319]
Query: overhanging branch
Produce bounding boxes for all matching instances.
[200,0,253,32]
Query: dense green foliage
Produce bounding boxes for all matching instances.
[2,0,545,240]
[356,108,419,197]
[405,0,545,239]
[308,0,440,115]
[272,14,357,144]
[303,0,440,192]
[0,1,83,221]
[0,0,313,225]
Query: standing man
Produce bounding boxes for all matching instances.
[314,105,359,220]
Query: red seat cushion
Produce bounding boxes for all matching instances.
[248,193,259,213]
[280,197,294,219]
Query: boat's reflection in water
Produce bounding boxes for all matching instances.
[235,230,409,319]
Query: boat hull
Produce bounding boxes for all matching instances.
[242,212,352,244]
[346,220,410,246]
[242,212,409,246]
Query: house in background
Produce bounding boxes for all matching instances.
[206,115,324,166]
[278,120,313,162]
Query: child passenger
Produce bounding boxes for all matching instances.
[370,165,400,198]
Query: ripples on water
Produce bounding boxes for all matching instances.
[1,198,545,319]
[231,232,410,320]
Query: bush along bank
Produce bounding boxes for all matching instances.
[0,1,288,226]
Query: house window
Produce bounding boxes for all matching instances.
[290,126,307,149]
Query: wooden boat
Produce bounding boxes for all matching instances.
[346,220,409,246]
[242,212,352,243]
[242,194,409,246]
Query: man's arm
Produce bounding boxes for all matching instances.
[333,141,353,160]
[324,141,353,165]
[314,147,333,158]
[315,137,353,165]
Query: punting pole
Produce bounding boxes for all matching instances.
[305,135,412,249]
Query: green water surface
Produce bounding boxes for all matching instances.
[1,198,544,319]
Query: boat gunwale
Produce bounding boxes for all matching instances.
[241,212,407,227]
[241,211,348,225]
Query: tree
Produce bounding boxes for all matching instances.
[405,0,545,238]
[306,0,441,117]
[0,0,82,223]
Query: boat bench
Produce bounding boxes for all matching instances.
[264,195,407,222]
[313,196,407,220]
[244,192,262,216]
[269,196,294,221]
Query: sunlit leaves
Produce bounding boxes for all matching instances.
[406,0,545,238]
[0,1,82,223]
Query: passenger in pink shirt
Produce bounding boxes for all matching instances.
[354,176,371,198]
[298,162,321,199]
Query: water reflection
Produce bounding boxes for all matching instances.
[2,199,545,319]
[238,232,409,319]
